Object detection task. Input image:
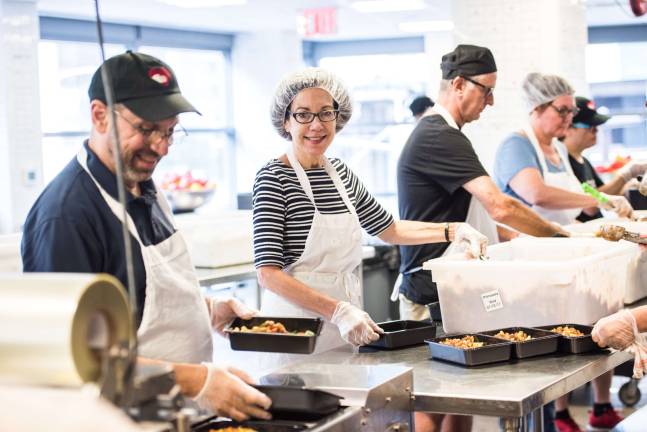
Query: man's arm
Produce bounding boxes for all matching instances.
[22,217,99,272]
[598,175,626,196]
[138,358,272,421]
[463,176,565,237]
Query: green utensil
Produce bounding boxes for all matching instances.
[581,182,609,205]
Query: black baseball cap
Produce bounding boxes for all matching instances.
[440,44,497,80]
[572,96,609,127]
[88,50,200,122]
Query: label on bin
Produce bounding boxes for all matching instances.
[481,290,503,312]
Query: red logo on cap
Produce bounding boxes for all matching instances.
[587,100,596,110]
[148,67,172,87]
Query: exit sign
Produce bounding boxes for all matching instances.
[299,7,337,36]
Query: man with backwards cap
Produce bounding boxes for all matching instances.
[396,45,566,431]
[562,96,647,222]
[21,51,272,421]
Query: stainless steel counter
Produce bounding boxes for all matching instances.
[285,344,632,419]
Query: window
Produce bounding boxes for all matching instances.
[38,18,236,209]
[318,51,430,211]
[585,42,647,166]
[39,40,125,182]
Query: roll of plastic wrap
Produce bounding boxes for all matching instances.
[0,273,133,387]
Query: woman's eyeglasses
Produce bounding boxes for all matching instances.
[288,110,339,124]
[549,104,579,118]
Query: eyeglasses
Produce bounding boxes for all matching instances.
[113,110,187,146]
[462,76,494,99]
[288,109,339,124]
[549,103,579,118]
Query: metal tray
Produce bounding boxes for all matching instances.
[225,317,323,354]
[363,320,438,349]
[253,385,342,421]
[193,418,306,431]
[425,334,512,366]
[535,324,603,354]
[481,327,559,359]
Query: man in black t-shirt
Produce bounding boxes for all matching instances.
[397,45,564,314]
[397,44,565,432]
[563,96,647,222]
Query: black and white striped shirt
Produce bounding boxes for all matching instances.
[253,158,394,269]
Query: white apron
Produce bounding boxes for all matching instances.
[77,147,212,363]
[523,124,582,226]
[260,150,364,360]
[390,104,499,301]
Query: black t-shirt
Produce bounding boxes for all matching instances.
[568,154,604,222]
[397,114,488,305]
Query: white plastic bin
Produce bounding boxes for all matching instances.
[566,220,647,304]
[423,237,634,334]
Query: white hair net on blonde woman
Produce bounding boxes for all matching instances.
[271,67,352,141]
[522,72,574,113]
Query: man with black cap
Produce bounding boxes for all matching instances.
[21,51,272,421]
[409,95,435,120]
[396,45,567,431]
[563,96,647,222]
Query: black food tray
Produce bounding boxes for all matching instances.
[426,334,512,366]
[535,324,602,354]
[225,317,323,354]
[193,418,305,431]
[364,320,438,349]
[481,327,559,359]
[254,385,342,421]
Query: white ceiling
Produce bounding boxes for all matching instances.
[36,0,646,39]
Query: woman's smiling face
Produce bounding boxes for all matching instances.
[284,87,337,164]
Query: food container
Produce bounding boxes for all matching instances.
[480,327,559,359]
[424,238,633,334]
[535,324,603,354]
[253,385,342,421]
[193,418,305,431]
[363,320,438,349]
[425,334,512,366]
[225,317,323,354]
[565,220,647,304]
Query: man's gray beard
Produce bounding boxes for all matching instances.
[123,164,152,186]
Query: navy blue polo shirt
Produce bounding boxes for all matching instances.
[21,141,175,326]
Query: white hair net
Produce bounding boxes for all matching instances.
[522,72,574,112]
[271,67,352,140]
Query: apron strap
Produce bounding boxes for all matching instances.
[286,150,358,217]
[76,146,177,246]
[523,124,550,174]
[286,150,317,207]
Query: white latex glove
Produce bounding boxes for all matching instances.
[208,297,259,336]
[193,363,272,421]
[618,161,647,182]
[639,171,647,196]
[593,309,647,379]
[592,309,636,350]
[454,223,489,258]
[599,193,634,219]
[330,301,383,346]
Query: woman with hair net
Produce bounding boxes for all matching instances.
[493,72,629,432]
[252,68,488,362]
[493,72,632,228]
